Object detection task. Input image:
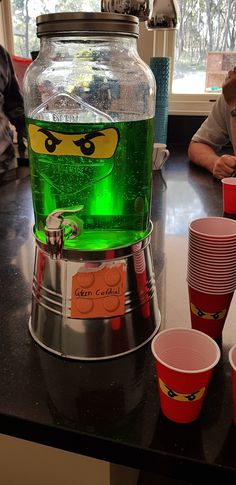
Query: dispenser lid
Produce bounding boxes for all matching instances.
[36,12,139,38]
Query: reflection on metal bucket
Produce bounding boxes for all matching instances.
[37,342,157,436]
[29,224,160,360]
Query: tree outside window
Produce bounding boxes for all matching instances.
[10,0,236,96]
[173,0,236,93]
[11,0,99,58]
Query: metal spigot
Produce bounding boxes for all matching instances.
[101,0,179,29]
[147,0,179,30]
[101,0,153,22]
[45,206,84,260]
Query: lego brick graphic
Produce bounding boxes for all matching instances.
[71,263,126,319]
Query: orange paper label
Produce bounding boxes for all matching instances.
[71,263,126,319]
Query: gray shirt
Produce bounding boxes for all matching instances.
[0,45,25,171]
[191,94,232,152]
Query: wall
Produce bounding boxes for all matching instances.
[167,115,206,145]
[0,0,14,52]
[0,434,139,485]
[0,1,5,45]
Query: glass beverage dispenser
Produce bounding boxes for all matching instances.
[24,12,160,359]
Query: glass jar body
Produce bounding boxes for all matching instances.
[24,34,156,250]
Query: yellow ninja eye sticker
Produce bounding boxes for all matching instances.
[28,124,119,158]
[159,378,205,402]
[190,303,227,320]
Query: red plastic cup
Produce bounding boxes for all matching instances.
[151,328,220,423]
[222,178,236,215]
[187,276,236,294]
[188,286,234,339]
[188,259,236,275]
[189,217,236,240]
[188,254,236,267]
[229,344,236,424]
[189,245,236,256]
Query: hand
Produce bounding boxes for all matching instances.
[222,67,236,109]
[212,154,236,179]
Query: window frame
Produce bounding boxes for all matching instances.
[1,0,14,54]
[139,25,219,116]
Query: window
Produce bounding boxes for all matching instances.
[149,0,236,114]
[173,0,236,95]
[2,0,236,115]
[9,0,99,58]
[171,0,236,114]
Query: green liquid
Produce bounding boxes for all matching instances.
[27,118,153,250]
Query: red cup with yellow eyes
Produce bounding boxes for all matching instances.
[188,286,234,339]
[151,328,221,423]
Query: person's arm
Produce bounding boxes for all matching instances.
[222,67,236,155]
[188,141,236,179]
[188,94,236,179]
[188,141,220,172]
[231,117,236,155]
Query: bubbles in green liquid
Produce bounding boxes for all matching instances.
[27,118,153,250]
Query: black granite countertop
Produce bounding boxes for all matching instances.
[0,146,236,484]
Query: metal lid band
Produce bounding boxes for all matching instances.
[36,12,139,38]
